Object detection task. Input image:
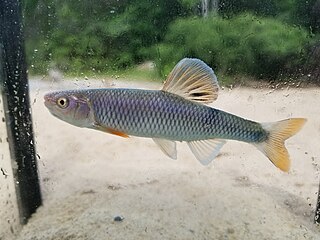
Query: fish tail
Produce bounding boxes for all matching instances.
[255,118,306,172]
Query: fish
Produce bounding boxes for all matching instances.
[44,58,306,172]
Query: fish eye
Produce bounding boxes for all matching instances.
[57,97,69,108]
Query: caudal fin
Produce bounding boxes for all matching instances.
[255,118,306,172]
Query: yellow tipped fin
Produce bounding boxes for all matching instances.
[256,118,307,172]
[162,58,219,104]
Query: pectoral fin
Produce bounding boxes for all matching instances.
[187,139,226,165]
[94,124,129,138]
[106,128,129,138]
[153,138,177,159]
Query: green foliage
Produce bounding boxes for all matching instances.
[219,0,320,33]
[24,0,190,74]
[156,14,310,79]
[178,0,200,9]
[293,0,320,32]
[23,0,319,83]
[219,0,277,17]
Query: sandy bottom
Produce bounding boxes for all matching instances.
[16,78,320,239]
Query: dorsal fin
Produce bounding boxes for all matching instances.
[162,58,219,104]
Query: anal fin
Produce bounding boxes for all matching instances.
[187,139,226,165]
[153,138,177,159]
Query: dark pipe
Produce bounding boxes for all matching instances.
[0,0,42,224]
[315,181,320,224]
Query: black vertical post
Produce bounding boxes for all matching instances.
[0,0,42,224]
[315,181,320,224]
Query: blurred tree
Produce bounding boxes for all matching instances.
[24,0,191,72]
[311,0,320,32]
[22,0,320,83]
[294,0,320,32]
[219,0,277,17]
[201,0,209,17]
[305,41,320,83]
[156,14,310,79]
[201,0,219,17]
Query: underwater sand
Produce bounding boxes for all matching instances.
[10,79,320,239]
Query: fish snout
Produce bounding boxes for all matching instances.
[44,93,49,102]
[44,93,55,108]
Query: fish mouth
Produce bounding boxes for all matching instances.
[44,94,54,108]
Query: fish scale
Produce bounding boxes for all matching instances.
[86,88,267,142]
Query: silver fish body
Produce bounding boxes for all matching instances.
[68,88,267,143]
[44,58,306,172]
